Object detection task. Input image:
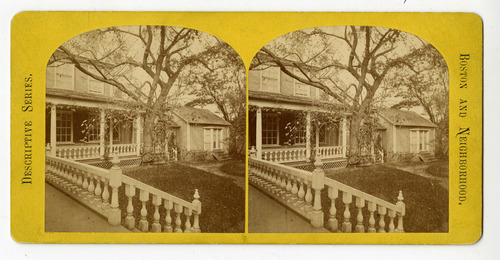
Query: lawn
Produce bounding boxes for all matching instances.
[219,159,246,177]
[323,165,449,232]
[120,162,245,233]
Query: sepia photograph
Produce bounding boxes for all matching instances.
[248,26,449,233]
[44,25,246,233]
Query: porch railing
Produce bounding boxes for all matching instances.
[106,144,138,157]
[45,154,201,233]
[262,147,308,163]
[314,146,344,159]
[248,155,405,232]
[56,145,101,160]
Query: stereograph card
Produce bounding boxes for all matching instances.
[10,12,482,244]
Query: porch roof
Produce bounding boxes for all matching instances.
[46,88,143,111]
[378,109,437,128]
[172,107,231,126]
[249,90,347,114]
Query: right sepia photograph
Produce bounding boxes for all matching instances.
[248,26,449,233]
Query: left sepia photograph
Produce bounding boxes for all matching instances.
[44,25,246,233]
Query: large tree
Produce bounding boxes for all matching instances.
[251,26,441,163]
[183,43,246,156]
[50,25,238,158]
[389,44,449,157]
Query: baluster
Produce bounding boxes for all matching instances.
[164,200,173,232]
[151,195,162,232]
[94,175,102,204]
[174,203,183,233]
[184,207,192,233]
[124,184,136,230]
[297,178,305,205]
[139,189,150,232]
[328,186,339,232]
[76,168,83,193]
[285,174,292,198]
[192,189,202,233]
[388,209,396,233]
[367,201,377,233]
[342,191,352,233]
[101,178,110,210]
[355,197,365,233]
[71,166,78,191]
[304,180,313,211]
[279,172,287,196]
[396,191,405,233]
[87,173,95,201]
[378,205,387,233]
[290,176,299,203]
[81,170,89,197]
[271,168,278,192]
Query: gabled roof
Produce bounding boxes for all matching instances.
[172,107,231,126]
[378,109,437,128]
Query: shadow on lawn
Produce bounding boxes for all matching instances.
[120,162,245,233]
[323,165,449,232]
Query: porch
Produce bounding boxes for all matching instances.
[45,103,145,163]
[249,107,348,168]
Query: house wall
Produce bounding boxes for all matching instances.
[46,63,117,98]
[248,66,317,99]
[377,116,395,152]
[171,113,188,151]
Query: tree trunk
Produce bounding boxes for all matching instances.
[348,113,362,165]
[142,112,155,155]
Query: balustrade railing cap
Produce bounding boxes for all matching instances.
[314,155,323,168]
[111,154,121,166]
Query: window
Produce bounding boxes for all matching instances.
[55,63,74,90]
[293,69,310,97]
[87,125,100,142]
[87,65,105,94]
[410,129,429,152]
[261,67,280,93]
[262,114,279,145]
[56,111,73,143]
[294,125,306,144]
[204,128,223,150]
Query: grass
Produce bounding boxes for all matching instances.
[120,162,245,233]
[323,165,448,232]
[425,161,449,178]
[219,159,246,177]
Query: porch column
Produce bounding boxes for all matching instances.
[306,111,311,162]
[210,128,214,151]
[135,114,142,156]
[109,117,114,154]
[342,117,347,158]
[99,109,106,158]
[256,107,262,159]
[50,104,57,156]
[315,122,320,152]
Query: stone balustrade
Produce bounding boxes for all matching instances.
[248,156,324,228]
[45,154,201,233]
[249,154,405,232]
[56,145,101,160]
[314,146,344,159]
[262,147,308,163]
[324,177,405,233]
